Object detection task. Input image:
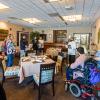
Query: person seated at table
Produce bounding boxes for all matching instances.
[66,47,87,80]
[71,47,87,69]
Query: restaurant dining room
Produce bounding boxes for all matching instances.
[0,0,100,100]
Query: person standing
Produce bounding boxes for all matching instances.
[38,37,44,54]
[32,37,35,50]
[32,37,38,54]
[67,37,76,65]
[6,34,15,67]
[20,36,28,57]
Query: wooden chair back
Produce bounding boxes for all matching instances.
[39,63,55,85]
[56,55,63,73]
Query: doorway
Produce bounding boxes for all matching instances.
[73,33,91,49]
[17,31,29,46]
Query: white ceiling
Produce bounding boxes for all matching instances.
[0,0,100,29]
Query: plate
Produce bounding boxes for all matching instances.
[35,59,43,63]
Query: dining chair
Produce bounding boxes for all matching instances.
[1,59,20,82]
[33,63,55,100]
[0,83,7,100]
[0,59,4,86]
[55,55,63,74]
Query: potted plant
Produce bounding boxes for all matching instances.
[30,31,40,42]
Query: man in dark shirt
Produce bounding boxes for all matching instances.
[20,36,28,57]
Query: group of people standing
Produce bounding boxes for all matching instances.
[20,36,44,57]
[32,36,44,54]
[0,34,45,67]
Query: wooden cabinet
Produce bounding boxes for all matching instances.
[53,30,67,43]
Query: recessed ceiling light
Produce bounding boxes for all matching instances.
[65,5,74,10]
[62,15,82,22]
[49,0,59,1]
[48,13,59,17]
[23,18,41,24]
[0,3,9,9]
[44,0,60,3]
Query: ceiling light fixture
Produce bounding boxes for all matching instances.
[0,3,9,9]
[65,5,74,10]
[62,15,82,22]
[48,0,59,2]
[44,0,60,3]
[23,18,41,24]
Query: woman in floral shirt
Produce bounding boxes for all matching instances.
[6,34,15,67]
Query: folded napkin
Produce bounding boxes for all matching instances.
[22,57,30,62]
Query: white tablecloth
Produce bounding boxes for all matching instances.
[19,57,54,84]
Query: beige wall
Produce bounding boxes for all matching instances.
[67,26,91,37]
[94,18,100,44]
[34,26,91,43]
[33,29,54,43]
[0,22,33,44]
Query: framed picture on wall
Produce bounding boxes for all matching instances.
[98,29,100,43]
[0,29,8,41]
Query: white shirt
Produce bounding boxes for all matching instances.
[68,41,76,55]
[38,39,44,48]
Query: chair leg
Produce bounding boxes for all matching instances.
[33,82,35,89]
[52,82,55,96]
[38,86,41,100]
[61,66,63,75]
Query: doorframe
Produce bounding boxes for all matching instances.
[73,33,92,49]
[17,31,30,46]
